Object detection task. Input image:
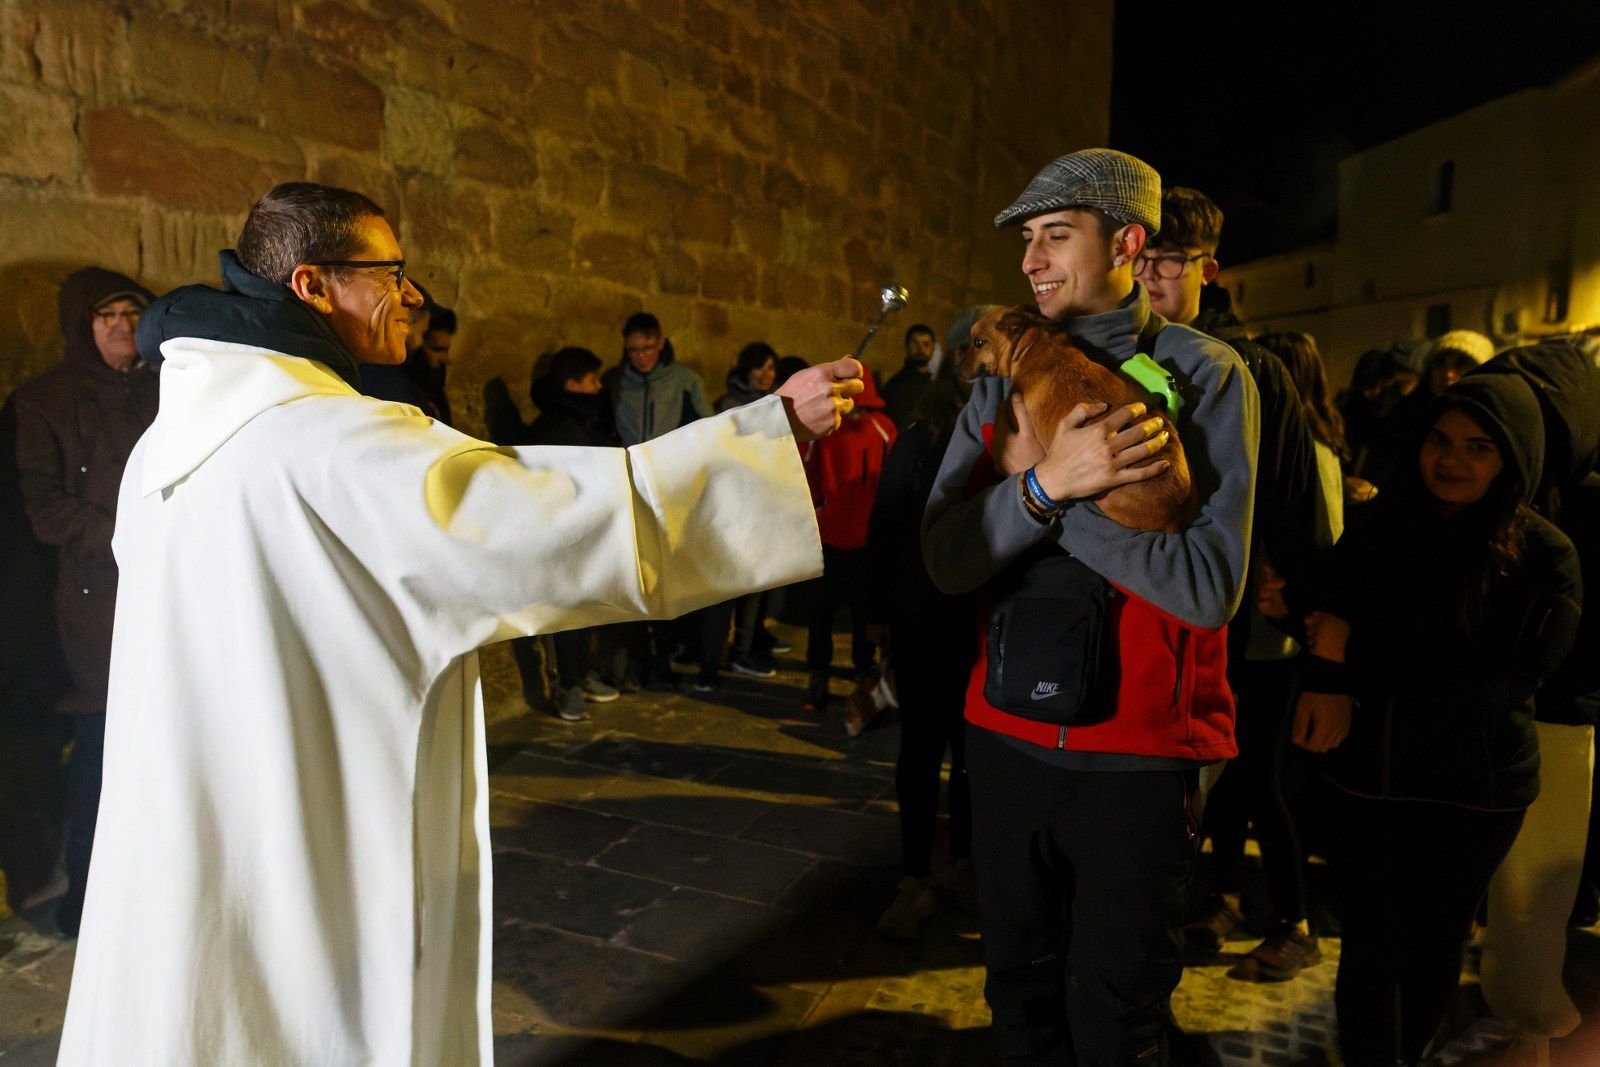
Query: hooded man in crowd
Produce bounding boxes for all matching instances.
[12,267,159,936]
[55,182,862,1066]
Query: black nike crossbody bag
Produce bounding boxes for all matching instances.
[983,546,1119,725]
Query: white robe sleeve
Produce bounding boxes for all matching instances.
[310,393,821,660]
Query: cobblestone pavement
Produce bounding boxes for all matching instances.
[5,628,1600,1065]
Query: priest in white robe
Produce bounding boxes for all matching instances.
[56,182,863,1066]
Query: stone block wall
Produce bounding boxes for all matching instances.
[0,0,1110,431]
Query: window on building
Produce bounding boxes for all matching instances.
[1426,303,1451,338]
[1304,263,1315,288]
[1545,261,1571,323]
[1434,160,1454,215]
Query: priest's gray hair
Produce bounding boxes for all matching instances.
[236,182,388,285]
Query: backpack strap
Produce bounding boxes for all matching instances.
[1138,311,1168,354]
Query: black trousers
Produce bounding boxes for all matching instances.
[59,711,106,932]
[967,726,1197,1065]
[805,546,874,678]
[1327,788,1524,1065]
[698,592,763,678]
[893,623,975,877]
[1203,657,1309,923]
[510,628,599,699]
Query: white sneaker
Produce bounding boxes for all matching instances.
[578,674,620,702]
[556,687,589,722]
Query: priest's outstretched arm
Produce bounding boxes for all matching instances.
[325,358,862,660]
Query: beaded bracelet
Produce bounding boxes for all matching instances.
[1019,469,1065,524]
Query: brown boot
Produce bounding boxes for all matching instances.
[1181,894,1247,956]
[1227,921,1322,982]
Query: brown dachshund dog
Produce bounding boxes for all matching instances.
[958,307,1198,533]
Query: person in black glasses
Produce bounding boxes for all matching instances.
[12,267,160,937]
[57,181,863,1065]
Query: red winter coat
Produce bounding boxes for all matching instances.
[803,366,896,550]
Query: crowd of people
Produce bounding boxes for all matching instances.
[0,146,1594,1067]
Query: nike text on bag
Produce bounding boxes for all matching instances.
[983,548,1117,725]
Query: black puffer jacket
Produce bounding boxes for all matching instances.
[1307,373,1583,810]
[361,347,452,426]
[1472,339,1600,726]
[880,362,931,428]
[1192,288,1320,644]
[714,370,768,413]
[12,268,159,714]
[526,375,620,448]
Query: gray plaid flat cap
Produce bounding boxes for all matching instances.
[995,148,1161,231]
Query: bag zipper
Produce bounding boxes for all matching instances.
[1171,629,1187,705]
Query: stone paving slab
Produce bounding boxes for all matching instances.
[738,804,901,865]
[494,850,671,941]
[562,737,745,783]
[614,887,780,960]
[594,824,815,905]
[493,920,688,1032]
[492,795,640,863]
[700,755,893,811]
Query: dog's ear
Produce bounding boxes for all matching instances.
[996,307,1039,337]
[1002,306,1073,340]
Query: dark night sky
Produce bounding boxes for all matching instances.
[1109,0,1600,264]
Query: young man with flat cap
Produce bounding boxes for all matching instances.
[924,148,1259,1064]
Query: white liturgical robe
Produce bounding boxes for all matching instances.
[56,339,823,1066]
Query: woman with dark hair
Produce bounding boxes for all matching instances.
[506,347,623,721]
[1286,373,1581,1065]
[697,342,784,686]
[1258,331,1349,532]
[716,342,778,413]
[867,308,987,939]
[773,354,810,389]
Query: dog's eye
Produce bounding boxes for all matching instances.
[973,338,987,348]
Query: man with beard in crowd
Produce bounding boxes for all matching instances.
[881,322,938,427]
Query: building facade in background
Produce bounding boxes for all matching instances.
[0,0,1111,437]
[1222,59,1600,384]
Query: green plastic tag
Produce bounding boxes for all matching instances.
[1120,352,1181,416]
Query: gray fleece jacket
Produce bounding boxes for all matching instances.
[922,286,1260,633]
